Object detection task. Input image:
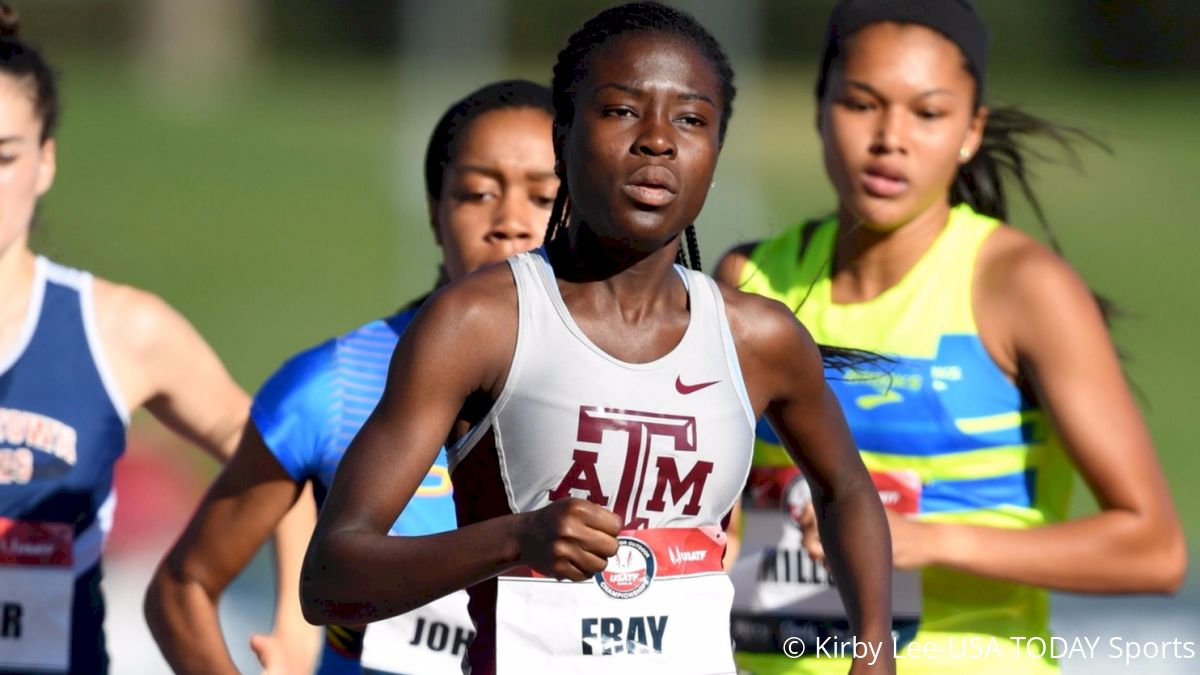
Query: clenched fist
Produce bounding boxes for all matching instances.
[517,498,622,581]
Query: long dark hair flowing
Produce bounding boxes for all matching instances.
[953,106,1119,322]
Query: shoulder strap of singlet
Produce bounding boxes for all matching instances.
[692,270,756,431]
[741,217,836,314]
[0,257,48,376]
[445,252,535,472]
[916,205,1001,335]
[40,257,130,425]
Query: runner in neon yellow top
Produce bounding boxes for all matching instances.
[717,2,1185,673]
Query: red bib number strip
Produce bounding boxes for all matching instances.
[495,527,736,674]
[0,518,74,672]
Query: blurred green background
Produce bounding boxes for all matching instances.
[23,0,1199,551]
[15,1,1198,671]
[14,1,1195,667]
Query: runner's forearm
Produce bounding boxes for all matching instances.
[144,570,239,675]
[301,513,523,624]
[815,473,895,645]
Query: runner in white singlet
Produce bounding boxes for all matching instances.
[302,4,897,674]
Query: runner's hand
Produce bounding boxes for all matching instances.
[518,498,621,580]
[250,632,314,675]
[797,502,826,566]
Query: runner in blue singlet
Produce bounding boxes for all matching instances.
[0,8,249,673]
[145,79,557,675]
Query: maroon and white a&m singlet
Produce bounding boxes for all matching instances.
[448,250,754,675]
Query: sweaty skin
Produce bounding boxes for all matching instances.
[301,33,894,674]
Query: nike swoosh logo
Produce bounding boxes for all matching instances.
[676,376,720,395]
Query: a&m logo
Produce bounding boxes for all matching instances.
[550,406,712,530]
[596,537,655,599]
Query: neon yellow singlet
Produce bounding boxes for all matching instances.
[734,205,1074,675]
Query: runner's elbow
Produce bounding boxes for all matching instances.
[298,583,377,626]
[142,568,169,629]
[1151,527,1188,595]
[143,562,191,637]
[1119,519,1188,594]
[298,593,336,626]
[299,546,363,625]
[299,558,337,625]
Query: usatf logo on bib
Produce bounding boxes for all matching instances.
[596,537,655,599]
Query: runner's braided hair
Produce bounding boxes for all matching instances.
[545,1,737,272]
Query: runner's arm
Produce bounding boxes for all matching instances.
[727,290,894,671]
[145,423,309,674]
[301,278,620,625]
[765,327,894,658]
[257,485,322,672]
[93,280,248,460]
[913,237,1187,593]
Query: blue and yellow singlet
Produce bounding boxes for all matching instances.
[732,204,1074,674]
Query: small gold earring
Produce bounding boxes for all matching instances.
[959,147,971,162]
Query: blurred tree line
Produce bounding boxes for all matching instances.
[22,0,1200,70]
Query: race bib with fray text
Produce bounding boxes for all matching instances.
[495,527,736,674]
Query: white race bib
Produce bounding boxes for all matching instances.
[731,470,922,652]
[0,518,74,673]
[361,590,473,673]
[494,527,735,675]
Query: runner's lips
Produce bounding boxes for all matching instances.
[861,164,909,198]
[624,165,678,207]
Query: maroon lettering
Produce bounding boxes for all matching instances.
[553,406,701,526]
[646,457,714,516]
[548,449,610,505]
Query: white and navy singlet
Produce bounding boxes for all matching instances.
[448,250,755,675]
[0,258,128,675]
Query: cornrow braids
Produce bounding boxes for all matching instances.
[683,224,703,271]
[547,1,736,257]
[545,182,569,244]
[552,1,735,146]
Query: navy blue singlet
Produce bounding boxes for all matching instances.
[1,257,128,674]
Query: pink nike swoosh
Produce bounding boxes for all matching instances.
[676,376,720,395]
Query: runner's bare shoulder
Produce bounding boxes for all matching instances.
[404,259,521,394]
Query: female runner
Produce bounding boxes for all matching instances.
[145,80,557,674]
[302,4,895,674]
[0,6,252,673]
[719,1,1186,673]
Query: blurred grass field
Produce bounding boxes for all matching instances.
[33,55,1200,558]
